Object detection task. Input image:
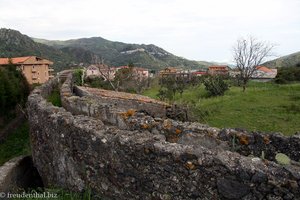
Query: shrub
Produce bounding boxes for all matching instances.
[203,76,229,96]
[84,76,113,90]
[73,69,83,86]
[0,65,30,117]
[47,87,62,107]
[275,67,300,83]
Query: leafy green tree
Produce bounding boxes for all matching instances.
[176,78,186,97]
[204,76,229,96]
[0,64,30,118]
[73,69,83,86]
[158,76,188,101]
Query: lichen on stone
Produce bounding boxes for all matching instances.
[275,153,291,165]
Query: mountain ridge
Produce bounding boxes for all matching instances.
[0,28,214,71]
[0,28,95,71]
[33,36,209,70]
[263,51,300,68]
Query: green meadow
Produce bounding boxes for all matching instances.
[143,81,300,136]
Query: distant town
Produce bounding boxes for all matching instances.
[0,56,278,85]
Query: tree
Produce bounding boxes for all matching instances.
[0,65,30,117]
[204,75,229,96]
[73,69,83,86]
[233,36,274,91]
[114,64,135,91]
[92,55,117,91]
[157,76,187,101]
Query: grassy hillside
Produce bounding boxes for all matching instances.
[33,36,212,70]
[1,28,213,71]
[0,28,96,71]
[143,81,300,135]
[264,51,300,68]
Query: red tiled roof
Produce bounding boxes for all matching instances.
[256,66,273,73]
[0,56,31,65]
[208,65,228,70]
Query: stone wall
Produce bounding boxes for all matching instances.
[27,74,300,199]
[73,85,169,118]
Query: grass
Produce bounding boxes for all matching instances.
[143,81,300,136]
[0,121,31,166]
[47,88,62,107]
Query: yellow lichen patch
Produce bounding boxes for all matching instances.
[126,109,136,117]
[141,124,149,129]
[239,135,249,145]
[175,129,182,135]
[185,161,196,170]
[121,109,136,119]
[263,136,270,144]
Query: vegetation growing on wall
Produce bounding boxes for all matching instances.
[47,87,62,107]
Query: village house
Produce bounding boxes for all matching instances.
[86,64,117,80]
[0,56,54,84]
[86,65,149,80]
[192,69,208,76]
[159,67,178,78]
[159,67,192,80]
[229,68,241,77]
[252,66,277,80]
[86,65,101,77]
[208,65,230,76]
[116,66,149,80]
[132,67,149,79]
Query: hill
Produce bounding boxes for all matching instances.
[0,28,212,71]
[0,28,96,71]
[263,51,300,68]
[33,36,211,70]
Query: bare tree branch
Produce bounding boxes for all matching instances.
[92,55,117,91]
[233,36,275,91]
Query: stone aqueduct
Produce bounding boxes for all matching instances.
[26,72,300,199]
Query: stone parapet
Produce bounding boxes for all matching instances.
[27,73,300,199]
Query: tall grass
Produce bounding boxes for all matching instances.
[143,81,300,135]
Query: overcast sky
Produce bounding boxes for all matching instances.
[0,0,299,63]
